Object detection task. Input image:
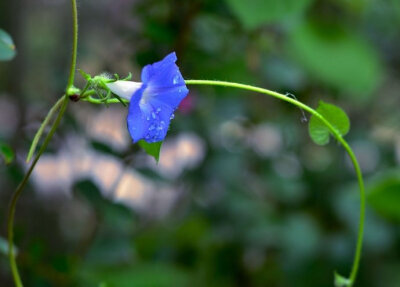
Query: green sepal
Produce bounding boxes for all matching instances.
[78,69,92,80]
[121,72,132,81]
[138,140,162,163]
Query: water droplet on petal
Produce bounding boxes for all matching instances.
[156,108,161,113]
[173,75,180,85]
[152,112,156,119]
[170,114,175,120]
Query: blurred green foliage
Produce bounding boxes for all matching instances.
[1,0,400,287]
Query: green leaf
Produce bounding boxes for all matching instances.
[138,140,162,163]
[0,142,14,164]
[288,21,382,100]
[225,0,313,29]
[308,101,350,145]
[367,171,400,221]
[334,272,352,287]
[0,29,16,61]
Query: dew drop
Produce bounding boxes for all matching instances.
[156,108,161,113]
[152,112,156,119]
[170,114,175,120]
[173,75,180,85]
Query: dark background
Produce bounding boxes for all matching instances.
[1,0,400,286]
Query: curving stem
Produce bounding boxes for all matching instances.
[184,80,365,286]
[83,79,365,286]
[7,0,78,286]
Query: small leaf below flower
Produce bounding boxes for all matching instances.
[138,140,162,163]
[308,101,350,145]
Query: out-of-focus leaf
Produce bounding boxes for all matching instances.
[308,101,350,145]
[334,272,352,287]
[0,236,18,257]
[336,0,368,12]
[226,0,313,29]
[193,14,233,54]
[80,264,190,287]
[288,21,382,100]
[367,171,400,221]
[138,140,162,163]
[0,29,16,61]
[0,142,14,164]
[73,180,134,231]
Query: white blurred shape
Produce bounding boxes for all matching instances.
[114,171,152,210]
[152,133,206,179]
[247,123,282,158]
[74,106,130,151]
[90,155,123,193]
[218,120,246,150]
[32,135,124,195]
[32,153,74,194]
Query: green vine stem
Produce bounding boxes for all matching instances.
[26,96,65,162]
[7,96,68,287]
[7,0,78,286]
[186,80,365,285]
[66,0,78,91]
[85,79,365,286]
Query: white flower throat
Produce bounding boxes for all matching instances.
[106,81,142,101]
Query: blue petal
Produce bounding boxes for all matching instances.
[128,52,189,143]
[142,100,174,143]
[146,85,189,109]
[127,86,149,143]
[141,52,186,89]
[127,86,177,143]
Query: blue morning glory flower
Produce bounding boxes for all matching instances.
[107,52,189,143]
